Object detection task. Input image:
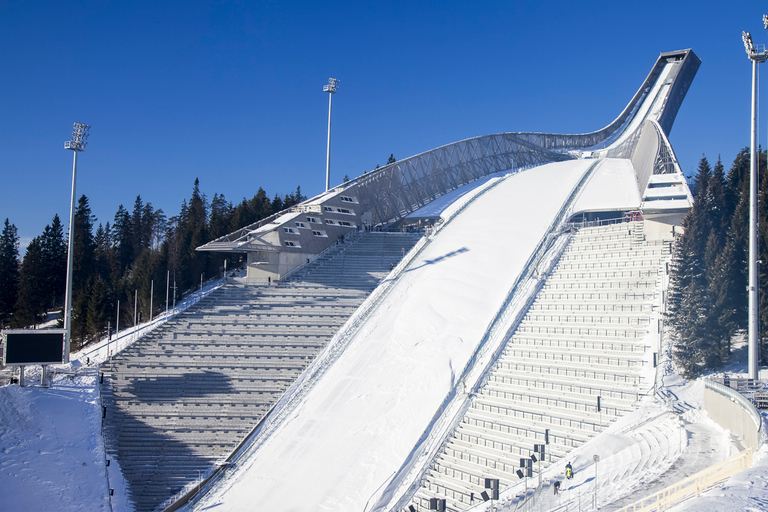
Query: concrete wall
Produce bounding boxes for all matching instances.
[704,382,761,451]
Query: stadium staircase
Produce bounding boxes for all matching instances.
[411,222,670,512]
[99,231,421,512]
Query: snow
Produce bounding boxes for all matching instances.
[0,373,110,511]
[191,160,595,511]
[0,161,766,512]
[0,277,227,512]
[569,158,641,215]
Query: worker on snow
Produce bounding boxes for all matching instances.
[565,462,573,479]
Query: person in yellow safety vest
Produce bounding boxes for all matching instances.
[565,462,573,479]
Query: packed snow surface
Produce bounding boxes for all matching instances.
[570,158,641,214]
[192,160,594,511]
[0,373,110,511]
[1,156,766,511]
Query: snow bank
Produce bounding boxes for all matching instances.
[0,374,110,511]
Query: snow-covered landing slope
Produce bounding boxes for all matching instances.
[191,160,595,512]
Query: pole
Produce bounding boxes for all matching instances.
[114,300,119,357]
[63,150,78,363]
[325,90,333,191]
[749,57,760,380]
[593,455,600,510]
[150,280,154,323]
[166,270,169,316]
[133,289,138,342]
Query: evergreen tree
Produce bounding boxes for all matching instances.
[113,204,133,273]
[71,195,96,346]
[86,277,109,340]
[668,156,719,377]
[13,237,46,327]
[271,193,284,215]
[209,193,231,240]
[0,219,20,326]
[131,195,145,260]
[39,214,67,309]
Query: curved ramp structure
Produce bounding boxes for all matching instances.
[197,50,699,281]
[186,50,699,512]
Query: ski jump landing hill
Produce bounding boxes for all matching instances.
[181,49,701,511]
[104,49,703,512]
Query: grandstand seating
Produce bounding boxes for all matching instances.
[100,231,422,512]
[411,222,670,511]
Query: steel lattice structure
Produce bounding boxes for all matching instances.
[198,49,700,282]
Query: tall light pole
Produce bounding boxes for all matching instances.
[63,122,90,363]
[743,27,767,380]
[323,77,340,191]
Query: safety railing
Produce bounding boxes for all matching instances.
[388,162,602,511]
[612,448,753,512]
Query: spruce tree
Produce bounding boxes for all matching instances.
[0,219,20,326]
[13,237,46,327]
[39,214,67,309]
[71,195,96,346]
[113,204,133,273]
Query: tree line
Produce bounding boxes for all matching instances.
[667,148,768,378]
[0,180,305,350]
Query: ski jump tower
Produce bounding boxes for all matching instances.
[183,49,701,512]
[198,50,700,281]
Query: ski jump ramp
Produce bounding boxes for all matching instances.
[187,50,699,511]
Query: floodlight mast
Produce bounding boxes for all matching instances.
[63,122,90,363]
[743,26,767,380]
[323,78,339,192]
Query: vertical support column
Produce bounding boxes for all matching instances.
[325,91,333,192]
[749,58,760,380]
[63,150,78,364]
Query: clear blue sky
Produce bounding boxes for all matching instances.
[1,1,766,250]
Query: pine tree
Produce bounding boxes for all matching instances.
[0,219,20,326]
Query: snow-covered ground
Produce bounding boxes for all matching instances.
[0,276,228,512]
[1,193,766,512]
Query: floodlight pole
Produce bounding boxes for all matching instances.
[323,78,339,192]
[743,28,768,380]
[63,122,90,364]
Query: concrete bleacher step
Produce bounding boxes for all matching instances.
[411,222,668,511]
[100,230,423,512]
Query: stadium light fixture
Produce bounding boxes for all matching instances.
[324,78,340,192]
[63,122,90,363]
[743,23,768,380]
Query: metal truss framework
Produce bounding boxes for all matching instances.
[318,49,699,228]
[198,49,700,257]
[353,133,573,226]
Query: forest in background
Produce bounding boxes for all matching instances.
[0,179,305,350]
[667,148,768,378]
[2,145,768,371]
